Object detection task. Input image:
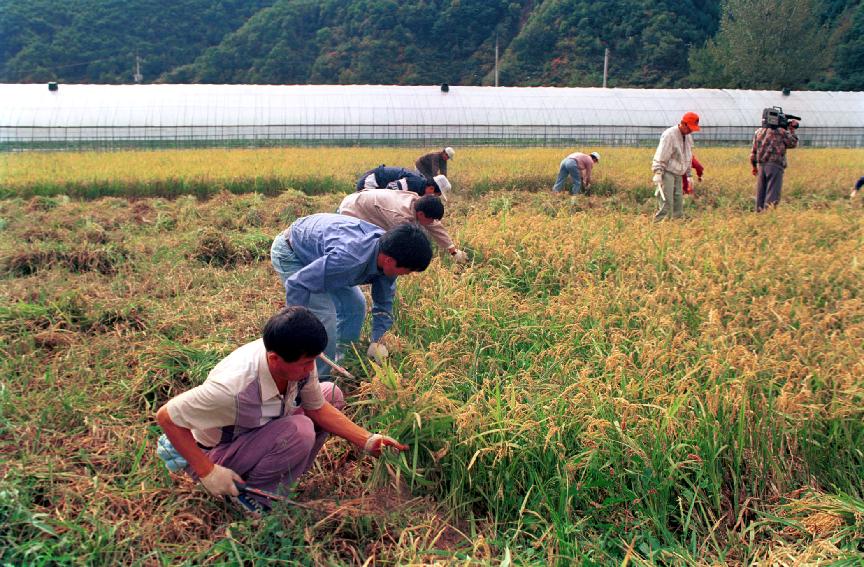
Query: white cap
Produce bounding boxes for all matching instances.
[444,147,455,159]
[590,151,600,162]
[433,175,451,200]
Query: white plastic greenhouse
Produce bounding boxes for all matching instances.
[1,83,862,149]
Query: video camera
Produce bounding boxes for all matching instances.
[762,106,801,129]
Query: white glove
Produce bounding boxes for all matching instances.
[200,464,242,497]
[367,342,389,362]
[451,249,469,265]
[652,172,663,186]
[364,433,407,456]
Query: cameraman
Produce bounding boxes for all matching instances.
[750,116,799,212]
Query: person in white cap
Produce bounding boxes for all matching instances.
[552,151,600,195]
[415,147,455,179]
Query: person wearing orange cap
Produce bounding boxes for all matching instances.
[651,112,700,221]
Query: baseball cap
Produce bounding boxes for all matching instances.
[589,151,600,162]
[444,147,455,159]
[682,112,700,132]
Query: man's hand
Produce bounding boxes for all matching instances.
[451,249,469,265]
[367,342,389,362]
[652,172,663,186]
[752,166,758,176]
[364,433,408,457]
[200,464,243,497]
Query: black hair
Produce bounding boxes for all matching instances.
[414,195,444,220]
[378,223,433,272]
[262,306,327,361]
[427,177,441,194]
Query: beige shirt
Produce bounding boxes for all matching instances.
[165,339,325,447]
[652,125,693,176]
[338,189,455,251]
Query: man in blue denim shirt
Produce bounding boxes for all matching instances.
[270,213,432,378]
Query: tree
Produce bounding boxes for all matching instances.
[832,3,864,89]
[688,0,828,89]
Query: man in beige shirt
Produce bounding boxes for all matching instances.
[155,307,406,516]
[651,112,700,221]
[338,190,468,264]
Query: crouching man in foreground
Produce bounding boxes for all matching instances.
[155,306,407,515]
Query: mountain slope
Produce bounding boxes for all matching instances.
[1,0,862,89]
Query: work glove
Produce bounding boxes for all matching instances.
[652,172,663,186]
[200,464,243,497]
[451,249,469,265]
[364,433,408,457]
[367,342,389,363]
[156,434,189,472]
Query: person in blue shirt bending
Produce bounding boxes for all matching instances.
[270,213,432,378]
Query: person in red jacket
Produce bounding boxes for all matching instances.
[682,156,704,195]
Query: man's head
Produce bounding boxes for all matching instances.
[680,112,700,134]
[377,223,433,276]
[589,151,600,163]
[443,147,455,160]
[263,306,327,381]
[423,181,439,196]
[414,195,444,225]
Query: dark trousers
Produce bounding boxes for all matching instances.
[755,163,785,212]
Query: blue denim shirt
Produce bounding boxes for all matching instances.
[287,213,396,341]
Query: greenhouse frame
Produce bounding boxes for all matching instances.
[1,83,862,150]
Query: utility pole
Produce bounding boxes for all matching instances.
[602,48,609,88]
[495,32,499,87]
[134,54,143,84]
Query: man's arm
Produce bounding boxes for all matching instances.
[304,402,407,456]
[439,156,447,176]
[369,276,396,342]
[783,125,799,149]
[651,131,672,174]
[155,406,242,496]
[424,221,455,252]
[692,156,704,180]
[750,130,760,174]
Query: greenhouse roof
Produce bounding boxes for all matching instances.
[2,83,862,129]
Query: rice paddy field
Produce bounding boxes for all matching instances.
[1,146,863,565]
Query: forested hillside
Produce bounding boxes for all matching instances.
[0,0,276,83]
[1,0,862,89]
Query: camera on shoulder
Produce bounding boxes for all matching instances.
[762,106,801,129]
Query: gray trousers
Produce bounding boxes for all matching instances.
[755,163,784,212]
[654,171,683,221]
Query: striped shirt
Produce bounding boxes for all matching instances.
[750,127,798,169]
